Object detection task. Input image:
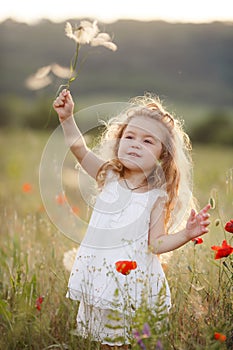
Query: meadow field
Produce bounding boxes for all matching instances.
[0,129,232,349]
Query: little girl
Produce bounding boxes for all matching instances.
[53,89,210,349]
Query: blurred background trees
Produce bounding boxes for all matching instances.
[1,18,233,144]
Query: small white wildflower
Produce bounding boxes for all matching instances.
[63,248,77,272]
[79,20,99,38]
[100,41,117,51]
[51,63,71,79]
[34,65,52,79]
[25,74,52,90]
[91,32,117,51]
[65,22,73,39]
[66,20,99,45]
[25,65,52,90]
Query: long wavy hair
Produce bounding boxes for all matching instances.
[96,93,196,233]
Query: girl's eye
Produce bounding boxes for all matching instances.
[144,139,153,144]
[125,135,133,139]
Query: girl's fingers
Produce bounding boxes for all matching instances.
[62,88,68,95]
[202,204,211,213]
[201,220,210,226]
[54,99,63,107]
[65,91,73,102]
[188,209,195,223]
[54,94,66,107]
[197,204,211,220]
[190,209,196,218]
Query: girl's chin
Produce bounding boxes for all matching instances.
[119,158,144,172]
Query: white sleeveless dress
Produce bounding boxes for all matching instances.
[66,173,171,345]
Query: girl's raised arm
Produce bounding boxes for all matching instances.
[53,89,105,179]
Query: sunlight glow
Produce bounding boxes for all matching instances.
[1,0,232,24]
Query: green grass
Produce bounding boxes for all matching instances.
[0,129,232,349]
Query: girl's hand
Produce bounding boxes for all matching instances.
[53,89,74,122]
[185,204,211,240]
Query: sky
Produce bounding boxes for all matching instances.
[1,0,233,24]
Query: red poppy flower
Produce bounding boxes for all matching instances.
[211,240,233,259]
[22,182,32,193]
[192,237,203,245]
[71,206,79,215]
[56,193,67,205]
[115,260,137,275]
[214,332,226,342]
[38,204,45,212]
[225,219,233,233]
[35,296,44,311]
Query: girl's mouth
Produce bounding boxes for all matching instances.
[127,152,141,157]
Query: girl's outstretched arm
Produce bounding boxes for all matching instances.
[149,203,211,254]
[53,89,105,179]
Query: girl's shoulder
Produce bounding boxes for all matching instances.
[149,188,168,207]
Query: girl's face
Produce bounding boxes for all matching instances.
[118,116,166,176]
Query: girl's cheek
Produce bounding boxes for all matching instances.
[118,139,128,150]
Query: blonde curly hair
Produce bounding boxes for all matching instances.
[96,93,196,233]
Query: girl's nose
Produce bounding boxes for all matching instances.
[131,140,141,149]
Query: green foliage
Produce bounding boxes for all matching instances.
[1,18,233,133]
[190,111,233,145]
